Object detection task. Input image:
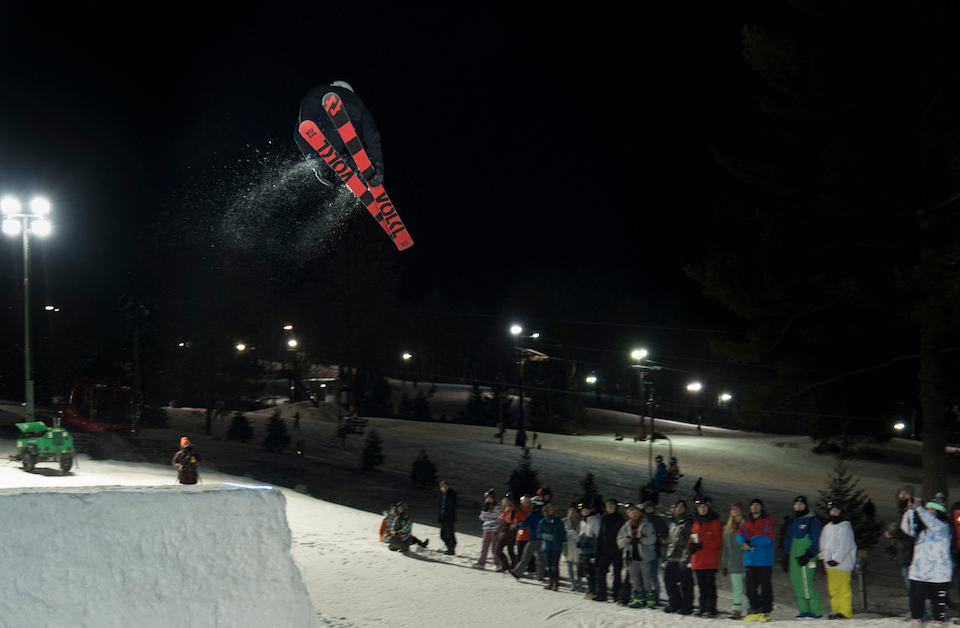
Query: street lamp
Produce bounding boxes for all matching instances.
[687,381,703,433]
[510,325,525,438]
[631,348,655,437]
[2,196,52,421]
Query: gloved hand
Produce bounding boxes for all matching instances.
[796,551,812,566]
[630,537,641,546]
[541,533,553,541]
[369,162,384,187]
[781,555,790,572]
[688,543,703,553]
[827,560,839,567]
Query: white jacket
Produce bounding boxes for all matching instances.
[901,507,954,583]
[818,520,857,573]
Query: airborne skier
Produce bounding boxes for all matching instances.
[294,80,384,187]
[295,80,412,250]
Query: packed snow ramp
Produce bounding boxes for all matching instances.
[0,484,321,627]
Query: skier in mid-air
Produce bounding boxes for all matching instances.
[294,80,384,188]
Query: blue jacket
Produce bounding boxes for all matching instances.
[737,513,776,567]
[517,507,545,541]
[784,511,822,558]
[538,514,566,553]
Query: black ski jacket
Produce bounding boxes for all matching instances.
[294,84,384,174]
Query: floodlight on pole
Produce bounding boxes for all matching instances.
[1,195,52,421]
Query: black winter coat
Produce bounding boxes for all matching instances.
[294,85,384,171]
[439,488,458,523]
[598,511,626,559]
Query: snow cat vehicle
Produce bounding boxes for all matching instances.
[10,421,75,474]
[60,380,140,436]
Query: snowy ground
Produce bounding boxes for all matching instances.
[0,394,952,626]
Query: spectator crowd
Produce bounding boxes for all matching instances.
[379,476,957,624]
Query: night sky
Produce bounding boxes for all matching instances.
[0,2,756,388]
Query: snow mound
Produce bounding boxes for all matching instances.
[0,484,320,628]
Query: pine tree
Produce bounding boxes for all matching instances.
[817,461,885,550]
[579,471,601,508]
[262,409,290,453]
[226,411,254,443]
[507,447,540,498]
[457,383,493,425]
[410,449,438,488]
[361,429,385,470]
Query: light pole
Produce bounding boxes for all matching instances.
[2,197,51,422]
[687,381,703,433]
[631,349,657,437]
[510,325,525,440]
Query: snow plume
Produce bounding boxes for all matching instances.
[216,142,364,265]
[175,140,365,267]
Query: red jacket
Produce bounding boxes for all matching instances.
[515,506,532,542]
[690,514,723,570]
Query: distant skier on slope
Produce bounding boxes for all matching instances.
[294,80,385,187]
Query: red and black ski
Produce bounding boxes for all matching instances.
[298,119,413,251]
[320,92,412,250]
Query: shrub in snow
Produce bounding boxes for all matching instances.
[361,429,385,470]
[262,409,290,453]
[410,449,438,488]
[227,411,254,443]
[507,447,540,498]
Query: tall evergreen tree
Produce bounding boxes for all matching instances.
[507,448,540,498]
[688,1,960,496]
[817,461,885,550]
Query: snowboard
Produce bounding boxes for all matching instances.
[320,92,412,250]
[297,119,413,251]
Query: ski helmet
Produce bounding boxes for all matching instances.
[331,80,355,92]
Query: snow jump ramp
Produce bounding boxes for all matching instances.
[0,484,320,628]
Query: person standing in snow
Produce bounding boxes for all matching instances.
[562,501,582,591]
[901,494,953,625]
[511,495,546,581]
[689,496,723,618]
[495,495,519,571]
[617,503,658,608]
[721,502,747,619]
[784,496,824,619]
[663,500,695,615]
[737,498,775,622]
[884,485,918,589]
[171,437,201,484]
[819,501,858,620]
[538,503,566,591]
[438,480,458,555]
[578,499,602,599]
[474,489,502,569]
[643,500,669,606]
[595,499,626,603]
[294,80,385,187]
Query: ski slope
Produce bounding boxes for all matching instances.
[0,443,930,627]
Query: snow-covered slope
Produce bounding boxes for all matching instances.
[0,482,319,628]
